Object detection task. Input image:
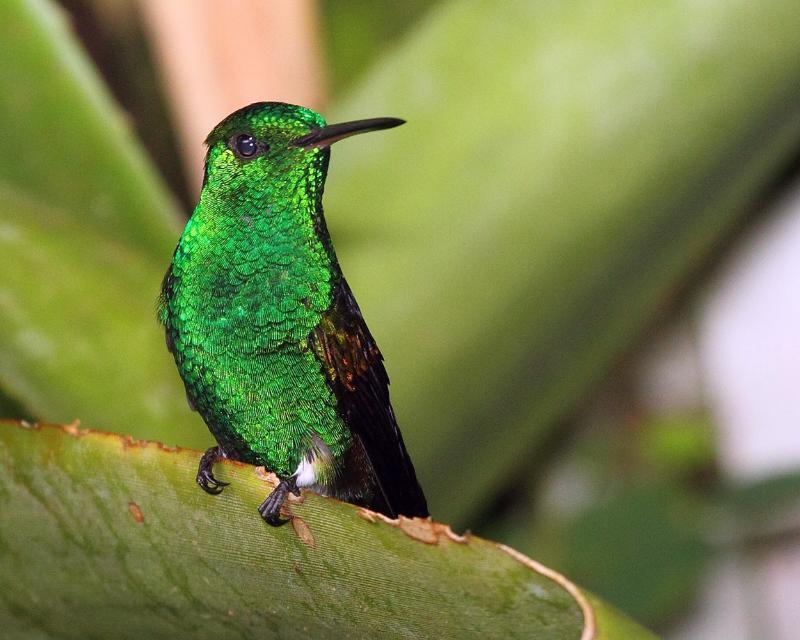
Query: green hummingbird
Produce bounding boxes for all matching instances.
[159,102,428,526]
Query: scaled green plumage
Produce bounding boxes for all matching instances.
[159,102,428,525]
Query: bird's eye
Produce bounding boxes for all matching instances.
[233,134,258,158]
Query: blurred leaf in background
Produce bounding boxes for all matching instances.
[493,409,718,626]
[57,0,190,206]
[321,0,436,94]
[551,483,709,625]
[323,0,800,528]
[714,471,800,545]
[0,0,207,447]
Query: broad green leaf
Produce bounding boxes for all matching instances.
[324,0,800,523]
[0,421,656,640]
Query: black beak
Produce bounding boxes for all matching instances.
[292,117,405,149]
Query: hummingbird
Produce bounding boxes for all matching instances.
[158,102,428,526]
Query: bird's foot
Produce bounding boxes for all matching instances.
[258,476,300,527]
[196,446,230,495]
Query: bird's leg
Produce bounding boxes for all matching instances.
[258,476,300,527]
[196,446,230,495]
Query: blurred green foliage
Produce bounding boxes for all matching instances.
[554,484,709,624]
[58,0,190,206]
[321,0,436,94]
[715,470,800,543]
[2,0,800,632]
[0,0,207,446]
[323,0,800,531]
[496,413,716,625]
[638,414,717,478]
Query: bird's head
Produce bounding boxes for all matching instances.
[201,102,404,202]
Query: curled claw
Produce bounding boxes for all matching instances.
[259,509,291,527]
[196,446,230,496]
[197,469,229,495]
[258,476,298,527]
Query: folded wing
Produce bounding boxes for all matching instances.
[310,278,429,518]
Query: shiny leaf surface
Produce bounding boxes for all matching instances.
[0,421,655,640]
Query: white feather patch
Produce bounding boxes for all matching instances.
[294,457,317,488]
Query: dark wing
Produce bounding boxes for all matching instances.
[310,278,429,518]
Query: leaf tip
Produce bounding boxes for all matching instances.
[496,543,596,640]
